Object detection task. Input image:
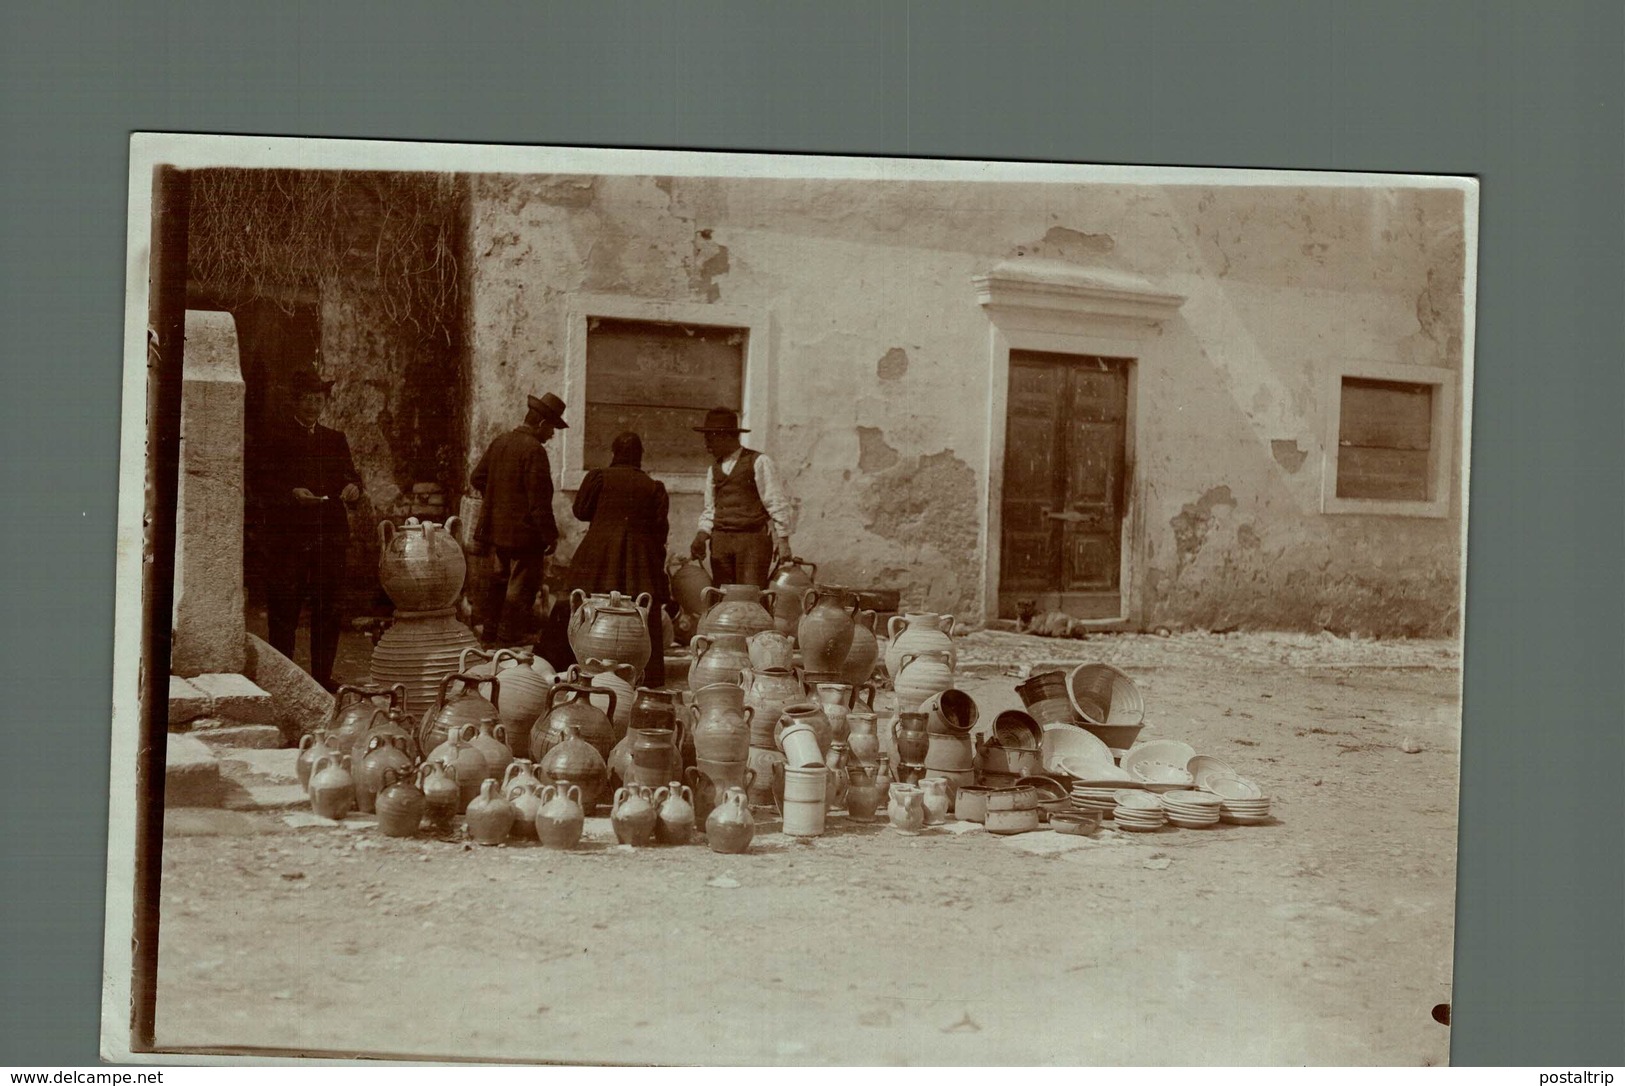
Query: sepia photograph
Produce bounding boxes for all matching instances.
[104,134,1476,1065]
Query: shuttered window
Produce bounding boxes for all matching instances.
[582,318,746,475]
[1335,377,1434,501]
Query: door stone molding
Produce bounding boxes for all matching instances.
[973,259,1185,627]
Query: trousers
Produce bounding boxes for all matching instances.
[709,527,773,589]
[266,535,346,689]
[481,547,546,645]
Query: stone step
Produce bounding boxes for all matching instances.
[221,779,309,812]
[165,734,222,808]
[188,722,284,749]
[168,672,276,728]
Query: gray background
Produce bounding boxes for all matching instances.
[2,0,1620,1067]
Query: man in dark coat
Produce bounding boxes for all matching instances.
[470,392,567,646]
[569,431,671,685]
[256,370,363,690]
[689,406,795,589]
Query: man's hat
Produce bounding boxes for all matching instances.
[527,392,569,429]
[692,406,749,434]
[288,369,334,396]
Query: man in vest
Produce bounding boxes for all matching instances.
[689,406,794,589]
[470,392,567,646]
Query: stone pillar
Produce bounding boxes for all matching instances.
[171,310,247,676]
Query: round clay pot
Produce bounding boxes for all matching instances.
[534,784,585,849]
[569,590,653,678]
[797,586,858,677]
[326,685,408,759]
[537,725,609,813]
[378,516,466,612]
[356,732,414,814]
[418,671,501,758]
[921,689,978,735]
[532,681,618,763]
[688,633,752,691]
[374,767,425,838]
[466,778,515,845]
[696,584,775,641]
[461,647,555,757]
[705,787,755,853]
[884,613,956,680]
[568,662,637,741]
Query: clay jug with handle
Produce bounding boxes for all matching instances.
[535,784,585,849]
[309,754,356,820]
[840,609,881,686]
[465,778,515,845]
[765,557,817,638]
[797,586,858,676]
[655,781,696,845]
[705,787,755,854]
[374,767,425,838]
[417,761,459,833]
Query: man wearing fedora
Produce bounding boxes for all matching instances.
[689,406,795,589]
[255,368,363,691]
[470,392,568,646]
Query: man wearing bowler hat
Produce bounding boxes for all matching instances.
[690,406,795,589]
[256,368,363,691]
[471,392,567,646]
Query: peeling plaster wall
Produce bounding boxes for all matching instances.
[465,175,1466,635]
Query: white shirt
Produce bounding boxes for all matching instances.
[698,447,795,537]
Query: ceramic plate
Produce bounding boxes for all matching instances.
[1187,755,1241,791]
[1113,790,1163,810]
[1121,739,1197,779]
[1114,818,1164,832]
[1168,815,1219,828]
[1207,776,1265,800]
[1219,811,1273,824]
[1041,724,1117,778]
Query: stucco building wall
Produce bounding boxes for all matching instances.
[463,174,1466,636]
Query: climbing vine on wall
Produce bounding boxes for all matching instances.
[187,169,467,344]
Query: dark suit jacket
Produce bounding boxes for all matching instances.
[471,425,558,553]
[569,463,670,602]
[255,418,361,545]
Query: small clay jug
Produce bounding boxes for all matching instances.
[872,754,893,801]
[326,684,408,757]
[920,777,952,825]
[746,630,795,672]
[417,761,459,833]
[687,762,757,829]
[466,778,515,845]
[502,766,544,840]
[309,754,356,821]
[611,785,659,847]
[356,732,415,814]
[887,783,926,833]
[845,763,880,821]
[892,712,930,766]
[705,787,755,854]
[535,784,585,850]
[374,767,425,838]
[655,781,696,845]
[296,730,337,790]
[824,741,850,810]
[427,721,489,812]
[470,719,514,783]
[502,759,545,801]
[845,712,880,765]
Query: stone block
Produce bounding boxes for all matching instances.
[168,676,210,727]
[243,633,335,743]
[189,723,284,750]
[221,780,309,812]
[186,673,274,725]
[218,747,301,784]
[165,734,223,808]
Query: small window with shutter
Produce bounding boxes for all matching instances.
[1322,363,1456,518]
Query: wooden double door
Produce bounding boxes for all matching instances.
[999,351,1130,620]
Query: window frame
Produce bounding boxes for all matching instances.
[561,294,773,494]
[1321,361,1457,518]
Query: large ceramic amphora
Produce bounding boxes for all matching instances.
[326,684,407,759]
[893,650,955,712]
[532,681,618,763]
[688,633,751,691]
[689,682,753,763]
[765,556,817,638]
[840,609,882,686]
[884,612,957,680]
[460,647,555,756]
[741,666,806,749]
[378,516,467,612]
[696,584,775,641]
[569,590,653,677]
[418,671,501,757]
[797,586,858,676]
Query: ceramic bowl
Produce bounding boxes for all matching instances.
[992,709,1044,751]
[1207,776,1265,800]
[1050,810,1102,836]
[1017,774,1070,803]
[983,807,1041,835]
[1080,723,1145,752]
[985,785,1039,812]
[1187,755,1241,792]
[1121,739,1198,780]
[1041,723,1117,777]
[1065,663,1145,726]
[1132,763,1195,788]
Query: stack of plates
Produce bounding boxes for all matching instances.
[1159,790,1222,828]
[1070,784,1120,814]
[1206,776,1272,824]
[1110,789,1167,832]
[1133,763,1196,792]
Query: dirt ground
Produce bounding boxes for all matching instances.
[156,629,1461,1065]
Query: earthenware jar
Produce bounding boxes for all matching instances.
[309,754,356,820]
[845,763,881,821]
[570,590,653,678]
[775,710,825,769]
[327,684,407,757]
[742,667,806,749]
[773,763,828,837]
[887,783,926,833]
[466,778,515,845]
[655,782,696,845]
[668,555,713,618]
[688,633,751,690]
[356,732,414,814]
[891,711,930,766]
[1015,670,1075,727]
[765,557,818,638]
[296,729,338,790]
[812,681,876,744]
[894,651,955,712]
[705,787,755,854]
[797,586,858,676]
[824,741,850,810]
[368,608,479,720]
[460,647,555,757]
[687,763,757,829]
[845,712,880,765]
[502,759,545,800]
[924,730,975,774]
[689,682,753,763]
[611,785,659,847]
[374,767,425,838]
[919,777,952,825]
[629,687,678,733]
[537,724,609,812]
[535,784,585,850]
[426,721,489,812]
[746,630,795,672]
[841,609,881,686]
[532,681,618,763]
[873,754,893,801]
[418,671,500,756]
[350,702,420,769]
[378,516,466,612]
[628,726,684,790]
[696,584,775,640]
[417,760,459,833]
[502,763,544,839]
[884,612,957,679]
[567,662,637,740]
[470,719,514,783]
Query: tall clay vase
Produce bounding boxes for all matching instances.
[705,787,755,854]
[797,587,858,676]
[688,634,751,691]
[374,767,425,838]
[689,683,753,763]
[569,590,653,678]
[371,610,480,721]
[840,609,881,686]
[535,784,585,850]
[695,584,775,641]
[884,612,957,680]
[846,712,880,766]
[417,761,459,834]
[309,755,356,820]
[466,778,515,845]
[378,516,467,612]
[893,650,956,712]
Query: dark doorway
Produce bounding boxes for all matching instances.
[999,350,1130,620]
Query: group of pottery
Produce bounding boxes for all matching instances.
[369,517,480,719]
